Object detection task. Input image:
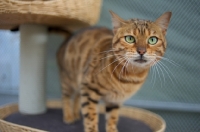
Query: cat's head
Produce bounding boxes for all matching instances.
[110,11,172,68]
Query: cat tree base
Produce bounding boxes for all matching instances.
[0,100,166,132]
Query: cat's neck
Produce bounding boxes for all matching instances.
[109,56,150,83]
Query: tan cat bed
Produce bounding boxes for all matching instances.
[0,100,166,132]
[0,0,102,31]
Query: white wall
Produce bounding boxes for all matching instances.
[0,30,19,95]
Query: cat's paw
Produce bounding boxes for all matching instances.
[106,128,118,132]
[63,115,76,124]
[107,130,118,132]
[63,113,81,124]
[74,112,81,121]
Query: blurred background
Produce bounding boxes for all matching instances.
[0,0,200,132]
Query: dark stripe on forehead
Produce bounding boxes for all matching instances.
[133,20,151,36]
[141,27,144,35]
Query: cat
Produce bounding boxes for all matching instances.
[56,10,172,132]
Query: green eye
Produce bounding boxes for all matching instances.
[125,36,135,43]
[148,37,158,45]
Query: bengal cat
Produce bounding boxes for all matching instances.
[57,11,172,132]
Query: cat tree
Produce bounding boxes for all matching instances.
[0,1,166,132]
[0,0,102,115]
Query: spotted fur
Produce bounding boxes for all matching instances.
[57,11,172,132]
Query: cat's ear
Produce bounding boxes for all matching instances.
[109,10,126,34]
[155,12,172,35]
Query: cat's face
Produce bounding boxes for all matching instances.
[110,11,172,68]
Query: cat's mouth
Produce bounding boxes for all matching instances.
[134,59,147,63]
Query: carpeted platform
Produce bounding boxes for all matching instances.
[4,108,152,132]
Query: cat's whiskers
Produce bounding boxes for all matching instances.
[97,54,116,61]
[96,57,125,75]
[124,58,130,79]
[154,60,163,88]
[98,49,117,54]
[157,60,176,85]
[156,55,181,68]
[150,58,178,89]
[126,56,135,79]
[150,60,158,88]
[118,57,130,80]
[99,52,128,61]
[111,55,135,80]
[96,53,132,77]
[111,58,126,78]
[149,58,157,67]
[156,60,166,86]
[137,55,178,88]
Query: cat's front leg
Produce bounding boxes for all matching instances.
[105,103,120,132]
[81,85,101,132]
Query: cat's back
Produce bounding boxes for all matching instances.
[68,27,113,49]
[57,27,113,72]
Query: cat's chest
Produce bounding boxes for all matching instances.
[84,58,148,104]
[103,81,143,104]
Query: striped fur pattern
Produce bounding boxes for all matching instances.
[57,11,172,132]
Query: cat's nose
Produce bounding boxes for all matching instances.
[137,47,146,55]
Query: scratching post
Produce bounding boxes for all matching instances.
[19,25,47,114]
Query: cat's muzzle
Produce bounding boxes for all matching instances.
[134,55,147,63]
[134,59,147,63]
